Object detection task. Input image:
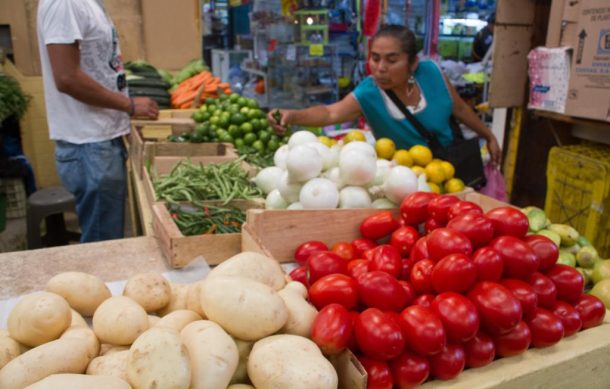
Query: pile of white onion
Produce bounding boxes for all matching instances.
[254,131,430,209]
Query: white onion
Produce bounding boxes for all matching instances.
[273,145,290,169]
[339,141,376,159]
[287,202,304,210]
[382,165,418,204]
[417,173,432,192]
[265,189,288,209]
[306,141,334,171]
[322,167,344,189]
[299,178,339,209]
[254,166,284,194]
[328,144,341,169]
[372,198,398,209]
[288,130,318,149]
[286,144,322,183]
[277,171,303,203]
[339,186,372,208]
[339,150,377,186]
[370,159,392,187]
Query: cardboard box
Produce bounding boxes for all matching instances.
[563,0,582,22]
[527,47,572,113]
[560,21,579,47]
[496,0,536,25]
[565,0,610,122]
[547,0,567,47]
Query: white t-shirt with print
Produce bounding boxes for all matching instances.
[37,0,130,144]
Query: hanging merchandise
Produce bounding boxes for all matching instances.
[363,0,381,37]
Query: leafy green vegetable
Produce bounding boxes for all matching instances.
[0,75,30,123]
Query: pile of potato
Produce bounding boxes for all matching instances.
[0,252,338,389]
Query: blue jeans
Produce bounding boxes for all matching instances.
[55,138,127,243]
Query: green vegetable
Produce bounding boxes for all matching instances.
[168,203,245,236]
[0,75,30,123]
[272,110,282,125]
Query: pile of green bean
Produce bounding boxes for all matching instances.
[153,159,263,204]
[168,204,245,236]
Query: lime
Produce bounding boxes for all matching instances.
[247,109,259,121]
[258,130,271,143]
[219,133,233,143]
[198,105,208,112]
[247,99,259,109]
[195,123,207,135]
[219,93,229,102]
[218,116,230,129]
[240,122,254,134]
[227,104,240,114]
[229,93,240,103]
[252,140,265,152]
[190,132,204,143]
[234,138,245,149]
[228,124,241,139]
[250,118,262,132]
[209,124,218,132]
[201,111,211,122]
[239,106,250,115]
[231,113,246,125]
[209,116,220,126]
[192,111,205,123]
[237,97,248,107]
[244,132,257,145]
[206,97,217,105]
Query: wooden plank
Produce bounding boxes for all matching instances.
[533,110,610,131]
[130,158,155,236]
[496,0,536,25]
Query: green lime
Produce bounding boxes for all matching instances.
[219,93,229,101]
[237,97,248,107]
[198,105,208,112]
[243,132,257,145]
[206,97,217,105]
[209,116,220,126]
[228,125,242,139]
[234,138,245,149]
[258,130,271,143]
[250,119,262,131]
[240,122,254,134]
[209,124,218,132]
[267,139,280,152]
[247,109,259,121]
[229,93,240,103]
[252,140,265,152]
[220,133,233,143]
[227,104,240,114]
[247,99,259,109]
[201,111,211,122]
[195,123,207,135]
[218,116,230,129]
[231,113,246,125]
[192,111,204,122]
[190,132,204,143]
[239,106,250,115]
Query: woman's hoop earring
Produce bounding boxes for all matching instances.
[408,75,416,85]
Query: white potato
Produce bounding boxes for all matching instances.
[99,344,129,356]
[0,331,25,369]
[200,276,288,341]
[127,327,191,389]
[248,334,337,389]
[0,338,92,389]
[148,314,161,327]
[86,350,129,382]
[8,292,71,347]
[228,385,255,389]
[208,251,286,290]
[181,320,239,389]
[229,338,254,385]
[60,326,100,359]
[69,309,88,327]
[92,296,148,346]
[25,373,130,388]
[46,272,111,316]
[158,283,189,316]
[278,282,318,337]
[185,281,206,318]
[154,309,201,331]
[123,272,171,312]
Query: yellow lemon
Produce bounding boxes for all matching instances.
[392,149,414,167]
[424,161,446,184]
[343,130,366,144]
[375,138,397,160]
[318,135,333,147]
[440,161,455,180]
[428,182,442,194]
[409,145,433,166]
[330,138,338,146]
[444,178,466,193]
[411,166,425,176]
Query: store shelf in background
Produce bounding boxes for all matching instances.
[533,110,610,131]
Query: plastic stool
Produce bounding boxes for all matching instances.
[26,187,81,249]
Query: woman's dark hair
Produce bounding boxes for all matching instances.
[372,24,418,63]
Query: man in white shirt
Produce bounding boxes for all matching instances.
[37,0,158,242]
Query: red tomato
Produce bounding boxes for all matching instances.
[370,245,402,277]
[413,294,436,308]
[289,266,309,287]
[545,264,584,304]
[390,226,420,257]
[490,236,539,280]
[347,259,370,279]
[399,191,439,225]
[429,344,466,380]
[352,238,378,258]
[311,303,353,355]
[331,241,356,261]
[356,271,408,312]
[524,235,559,272]
[446,213,495,249]
[529,272,558,309]
[463,332,495,368]
[447,200,484,220]
[426,228,473,263]
[398,280,416,307]
[526,308,564,348]
[308,273,358,310]
[472,247,503,282]
[410,237,429,263]
[492,320,531,357]
[398,305,446,356]
[500,279,539,321]
[573,294,606,329]
[398,258,414,281]
[355,308,406,361]
[390,351,430,389]
[363,248,376,261]
[307,251,348,284]
[432,292,480,343]
[467,281,523,336]
[427,194,461,224]
[550,300,582,337]
[431,253,478,294]
[360,211,400,240]
[294,240,328,266]
[424,217,445,234]
[348,311,360,352]
[485,206,529,238]
[410,259,435,294]
[358,356,393,389]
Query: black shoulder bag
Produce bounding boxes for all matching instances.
[385,89,487,189]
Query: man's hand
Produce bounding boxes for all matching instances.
[131,97,159,119]
[487,136,502,167]
[267,109,292,135]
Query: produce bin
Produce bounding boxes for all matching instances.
[152,199,264,268]
[545,143,610,257]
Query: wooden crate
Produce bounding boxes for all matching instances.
[152,200,264,268]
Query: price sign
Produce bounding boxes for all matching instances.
[309,44,324,57]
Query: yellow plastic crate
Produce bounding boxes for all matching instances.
[545,143,610,257]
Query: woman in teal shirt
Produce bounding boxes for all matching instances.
[268,24,501,166]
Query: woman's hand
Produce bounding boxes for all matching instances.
[267,109,292,135]
[487,136,502,167]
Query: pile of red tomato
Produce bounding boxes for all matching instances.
[288,192,607,388]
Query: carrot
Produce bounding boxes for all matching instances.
[173,89,199,107]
